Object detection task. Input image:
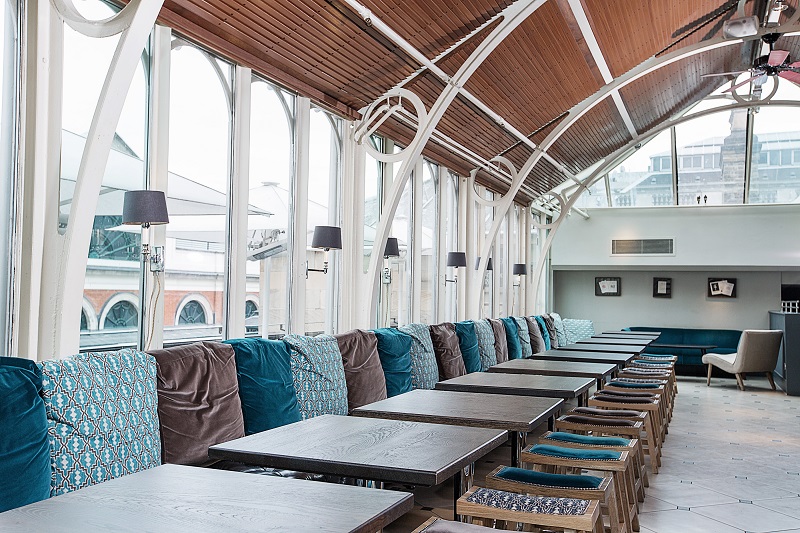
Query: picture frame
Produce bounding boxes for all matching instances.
[653,277,672,298]
[708,278,736,298]
[595,277,621,296]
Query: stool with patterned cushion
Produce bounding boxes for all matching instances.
[589,395,663,470]
[457,486,602,533]
[520,444,638,533]
[618,368,676,398]
[595,387,669,442]
[605,379,672,422]
[638,354,677,362]
[539,431,647,503]
[484,466,622,533]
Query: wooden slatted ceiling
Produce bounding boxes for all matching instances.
[581,0,753,78]
[619,44,751,134]
[526,157,570,196]
[464,1,602,137]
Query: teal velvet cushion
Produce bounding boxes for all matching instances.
[513,317,534,358]
[474,319,498,371]
[528,444,621,461]
[398,323,439,390]
[500,317,523,360]
[455,321,482,373]
[0,357,51,512]
[545,431,631,447]
[372,328,414,397]
[224,338,302,434]
[609,380,661,389]
[534,316,551,350]
[495,466,603,489]
[284,335,349,419]
[39,349,162,496]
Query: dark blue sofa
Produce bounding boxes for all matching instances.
[626,326,741,368]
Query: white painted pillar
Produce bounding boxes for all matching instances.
[435,165,448,323]
[288,97,310,334]
[339,121,365,332]
[411,158,423,323]
[456,174,468,321]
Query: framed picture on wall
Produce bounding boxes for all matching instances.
[595,277,621,296]
[653,277,672,298]
[708,278,737,298]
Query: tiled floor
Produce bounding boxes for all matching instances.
[386,375,800,532]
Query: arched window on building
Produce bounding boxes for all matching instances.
[178,301,207,325]
[103,300,139,329]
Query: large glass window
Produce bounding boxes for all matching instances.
[165,40,233,345]
[443,172,459,321]
[246,78,294,338]
[61,0,147,351]
[364,136,383,274]
[494,211,508,318]
[608,129,674,207]
[419,161,438,324]
[573,178,609,209]
[480,189,494,319]
[382,177,411,327]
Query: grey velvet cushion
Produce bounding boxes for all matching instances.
[489,318,509,363]
[399,323,440,390]
[148,342,245,466]
[335,329,387,410]
[542,314,559,348]
[514,317,534,358]
[525,317,547,354]
[550,312,568,347]
[429,322,467,380]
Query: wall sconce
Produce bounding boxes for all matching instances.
[122,190,169,272]
[307,225,342,276]
[445,251,467,283]
[512,263,527,287]
[382,237,400,284]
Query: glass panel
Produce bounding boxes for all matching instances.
[481,189,494,319]
[748,80,800,204]
[511,205,522,315]
[494,211,508,318]
[608,129,674,207]
[247,78,294,338]
[364,135,382,274]
[573,178,608,208]
[444,172,459,322]
[419,161,437,324]
[383,178,411,327]
[676,104,747,205]
[165,41,232,346]
[64,0,146,351]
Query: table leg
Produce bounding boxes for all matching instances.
[597,377,604,390]
[453,470,464,522]
[548,415,555,432]
[578,391,588,407]
[510,431,519,467]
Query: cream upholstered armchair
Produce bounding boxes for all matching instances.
[702,330,783,391]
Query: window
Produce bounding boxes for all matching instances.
[364,135,384,274]
[574,178,609,208]
[419,161,438,324]
[383,175,411,328]
[103,299,139,329]
[604,129,673,207]
[443,172,459,321]
[178,301,207,325]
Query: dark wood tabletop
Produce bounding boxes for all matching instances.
[602,330,662,337]
[209,414,506,487]
[581,337,654,346]
[487,359,617,381]
[352,389,563,433]
[595,333,660,341]
[533,349,635,368]
[434,372,594,400]
[0,464,414,533]
[558,342,645,355]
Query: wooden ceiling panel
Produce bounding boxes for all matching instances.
[526,158,569,197]
[464,1,602,139]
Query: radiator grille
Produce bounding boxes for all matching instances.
[611,239,674,255]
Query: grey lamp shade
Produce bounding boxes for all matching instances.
[475,257,493,271]
[384,237,400,258]
[122,190,169,225]
[311,225,342,250]
[513,263,528,276]
[446,252,467,268]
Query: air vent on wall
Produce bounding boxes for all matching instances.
[612,239,674,255]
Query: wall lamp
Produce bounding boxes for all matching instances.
[122,190,169,272]
[307,225,342,276]
[512,263,527,287]
[445,251,467,283]
[382,237,400,284]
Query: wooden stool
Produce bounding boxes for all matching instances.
[604,380,672,422]
[588,395,663,470]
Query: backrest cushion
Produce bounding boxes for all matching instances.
[513,317,534,358]
[283,335,349,419]
[525,317,547,354]
[474,319,498,371]
[224,338,301,434]
[455,321,482,373]
[372,328,414,397]
[334,329,387,409]
[500,317,523,360]
[148,342,244,466]
[489,319,509,363]
[0,357,51,512]
[39,349,161,496]
[542,314,559,348]
[398,323,439,390]
[563,318,595,344]
[550,312,568,347]
[534,316,551,350]
[429,323,467,380]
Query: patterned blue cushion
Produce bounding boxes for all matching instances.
[544,431,630,447]
[474,319,498,371]
[609,380,661,389]
[495,466,603,489]
[500,317,523,360]
[534,316,551,350]
[550,313,568,347]
[39,349,161,496]
[563,319,595,344]
[514,317,534,358]
[455,321,482,373]
[528,444,621,461]
[399,323,439,390]
[0,358,51,512]
[372,328,414,397]
[466,487,590,515]
[283,334,348,419]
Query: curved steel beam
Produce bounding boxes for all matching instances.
[51,0,143,38]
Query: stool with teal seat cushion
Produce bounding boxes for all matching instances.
[493,466,604,489]
[609,380,661,389]
[500,317,523,359]
[526,444,621,461]
[543,431,630,447]
[0,357,51,512]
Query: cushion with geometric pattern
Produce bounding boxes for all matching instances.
[283,334,349,419]
[549,312,568,348]
[473,319,498,371]
[399,323,439,390]
[563,319,595,344]
[465,487,590,515]
[39,349,161,496]
[513,317,534,358]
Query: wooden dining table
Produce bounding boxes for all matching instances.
[602,330,662,337]
[352,388,563,467]
[435,372,595,406]
[580,336,654,346]
[0,464,414,533]
[209,414,506,521]
[594,333,660,341]
[487,358,617,389]
[533,349,636,368]
[558,342,646,355]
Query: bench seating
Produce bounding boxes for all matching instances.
[626,326,741,368]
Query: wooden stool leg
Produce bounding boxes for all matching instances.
[706,364,712,386]
[736,373,745,391]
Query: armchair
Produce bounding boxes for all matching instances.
[702,330,783,391]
